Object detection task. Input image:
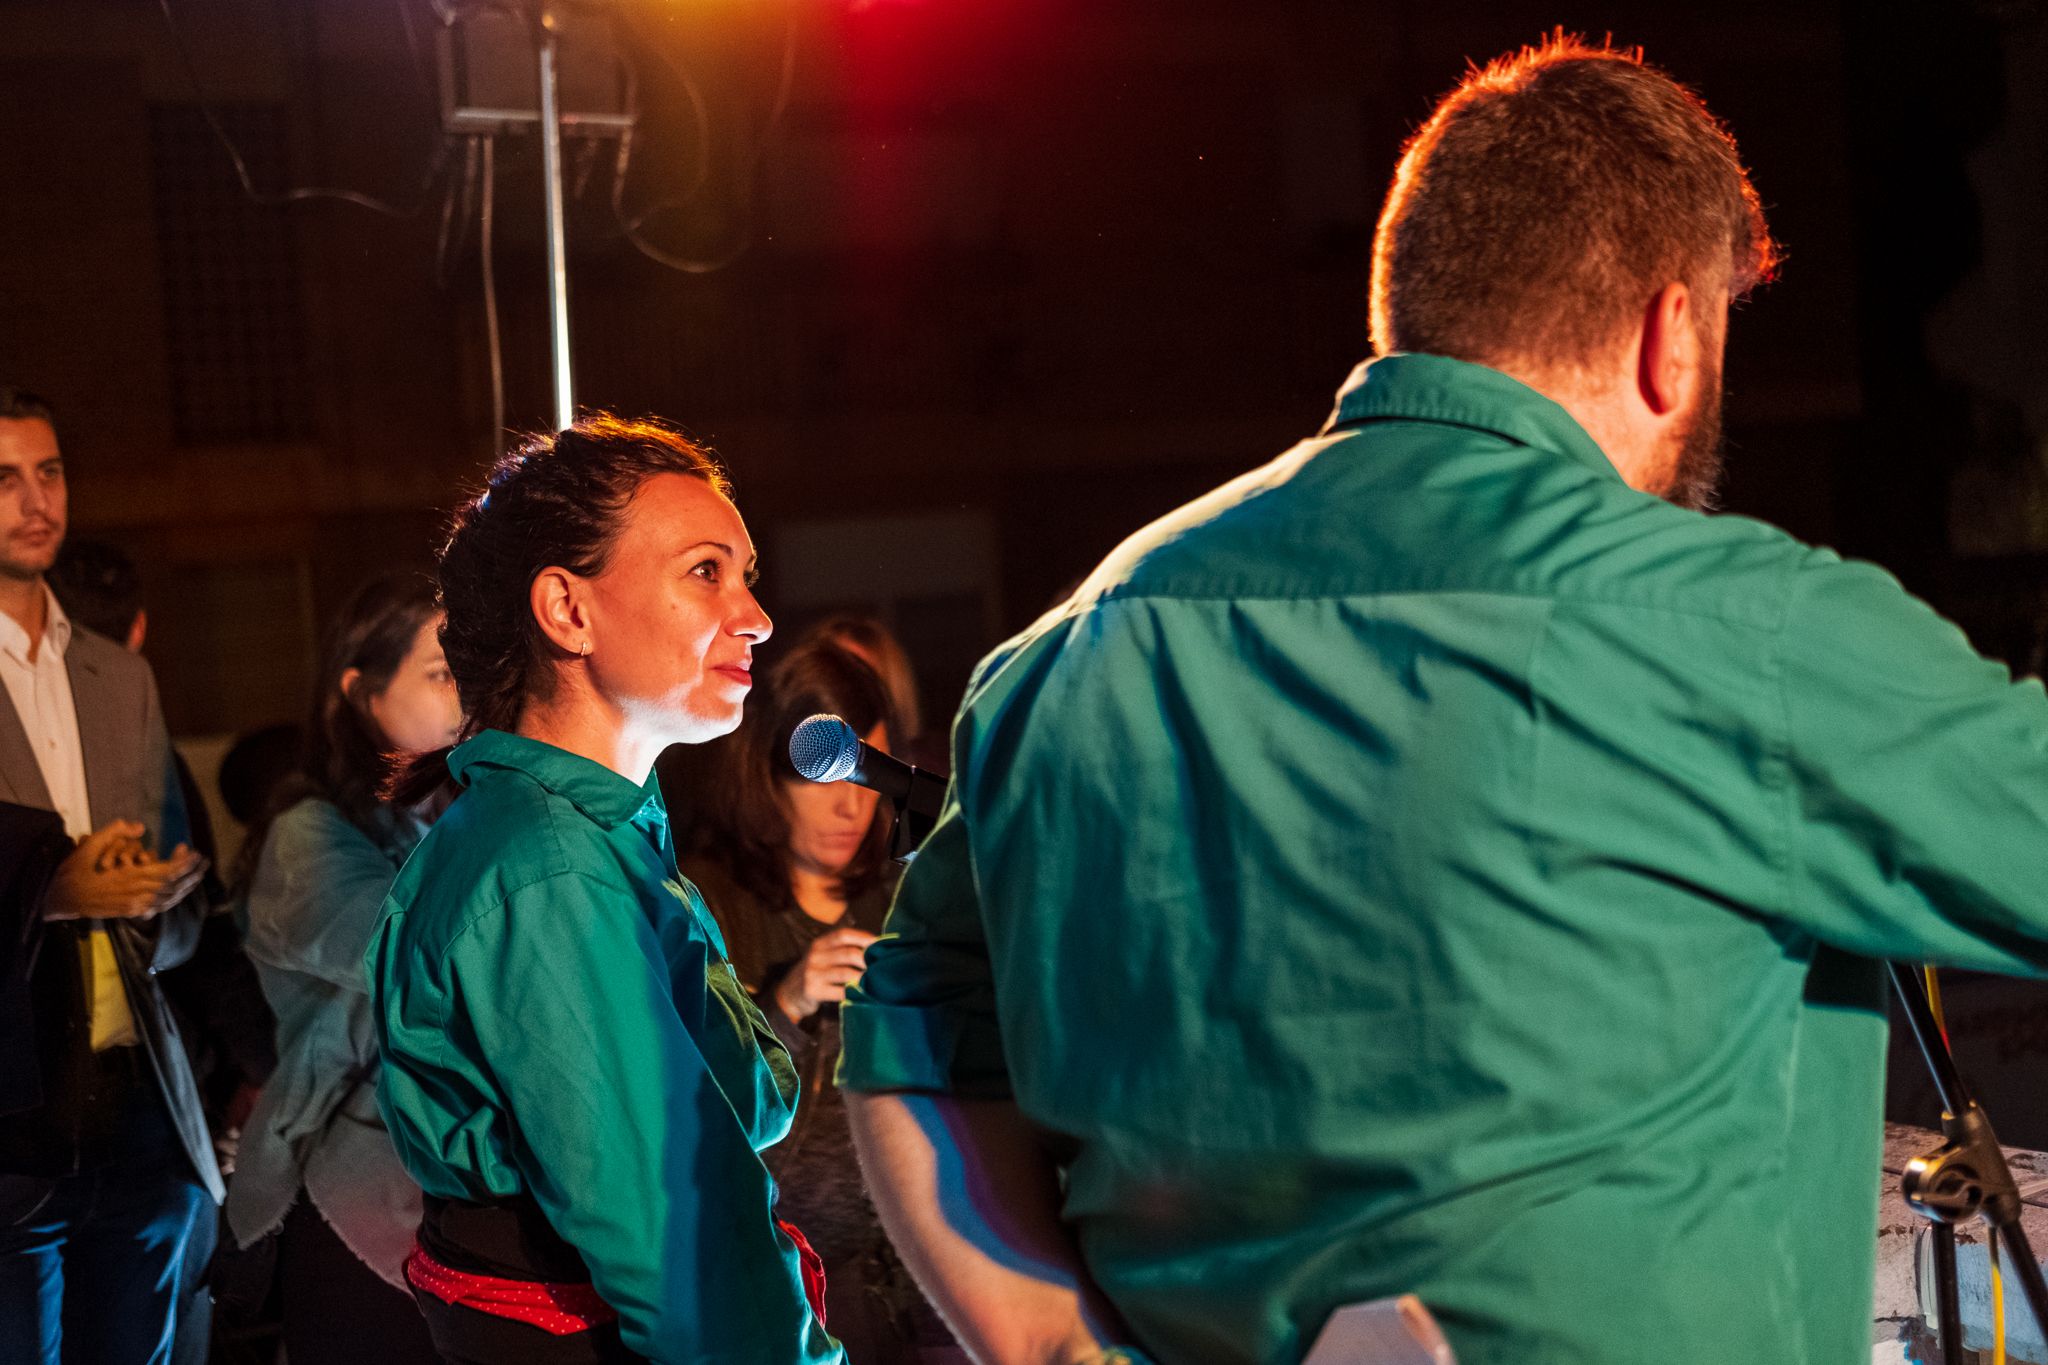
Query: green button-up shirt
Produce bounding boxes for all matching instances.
[367,731,841,1365]
[839,353,2048,1365]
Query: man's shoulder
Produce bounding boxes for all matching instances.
[963,421,1836,720]
[66,624,147,675]
[1072,437,1342,604]
[1059,421,1812,614]
[63,627,158,711]
[1543,496,1819,630]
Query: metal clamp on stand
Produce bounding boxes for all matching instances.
[1890,961,2048,1365]
[1904,1102,2021,1230]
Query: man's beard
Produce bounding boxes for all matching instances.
[1664,354,1726,513]
[0,533,58,583]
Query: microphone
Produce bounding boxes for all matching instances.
[789,714,946,859]
[789,714,945,822]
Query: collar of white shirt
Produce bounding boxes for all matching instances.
[0,581,73,669]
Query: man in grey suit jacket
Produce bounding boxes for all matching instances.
[0,387,218,1365]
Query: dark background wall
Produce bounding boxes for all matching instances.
[2,0,2044,741]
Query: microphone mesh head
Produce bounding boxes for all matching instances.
[789,714,860,783]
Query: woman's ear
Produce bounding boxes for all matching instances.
[529,566,590,657]
[338,666,365,708]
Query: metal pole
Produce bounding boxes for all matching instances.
[1931,1224,1965,1365]
[535,2,575,431]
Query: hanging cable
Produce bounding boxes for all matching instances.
[434,136,483,288]
[432,149,461,274]
[1993,1232,2008,1365]
[608,119,750,274]
[609,17,718,225]
[479,135,506,455]
[607,10,799,274]
[156,0,450,216]
[1924,965,1949,1046]
[392,0,437,101]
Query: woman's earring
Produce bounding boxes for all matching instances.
[578,641,591,658]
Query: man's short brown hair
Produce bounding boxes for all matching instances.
[0,387,55,425]
[1370,35,1778,372]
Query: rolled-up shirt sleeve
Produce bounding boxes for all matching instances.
[838,787,1013,1099]
[447,870,830,1364]
[1779,549,2048,970]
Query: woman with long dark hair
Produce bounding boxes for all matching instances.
[368,417,840,1365]
[680,637,949,1362]
[225,576,458,1365]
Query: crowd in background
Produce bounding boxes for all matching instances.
[1,386,958,1364]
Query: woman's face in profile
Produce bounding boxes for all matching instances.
[582,473,774,744]
[780,722,888,879]
[364,612,462,754]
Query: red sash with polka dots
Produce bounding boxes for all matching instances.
[777,1217,828,1326]
[405,1243,619,1336]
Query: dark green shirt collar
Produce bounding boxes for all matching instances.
[1323,352,1621,482]
[448,729,666,829]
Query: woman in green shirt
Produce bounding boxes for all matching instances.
[367,418,841,1365]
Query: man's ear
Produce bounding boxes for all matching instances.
[1636,281,1696,419]
[529,566,588,656]
[124,609,147,655]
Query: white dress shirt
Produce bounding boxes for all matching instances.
[0,583,138,1048]
[0,582,89,838]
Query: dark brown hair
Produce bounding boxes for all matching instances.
[309,577,442,830]
[0,387,55,424]
[1370,34,1779,372]
[795,612,922,743]
[693,639,898,907]
[390,415,731,805]
[48,538,142,643]
[238,576,441,889]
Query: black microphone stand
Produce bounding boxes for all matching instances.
[886,794,939,861]
[1889,961,2048,1363]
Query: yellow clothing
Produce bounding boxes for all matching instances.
[84,926,138,1050]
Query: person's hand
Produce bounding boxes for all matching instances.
[43,824,208,922]
[155,843,208,896]
[224,1082,262,1134]
[215,1083,262,1176]
[772,927,878,1025]
[94,827,151,871]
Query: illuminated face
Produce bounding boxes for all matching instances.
[781,722,889,878]
[582,473,773,745]
[365,613,463,754]
[0,417,66,582]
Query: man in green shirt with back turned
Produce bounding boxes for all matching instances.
[837,36,2048,1365]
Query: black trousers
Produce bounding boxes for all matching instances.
[277,1199,439,1365]
[409,1289,645,1365]
[410,1191,645,1364]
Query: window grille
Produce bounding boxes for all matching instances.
[149,103,315,443]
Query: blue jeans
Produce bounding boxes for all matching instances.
[0,1092,213,1365]
[169,1202,217,1365]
